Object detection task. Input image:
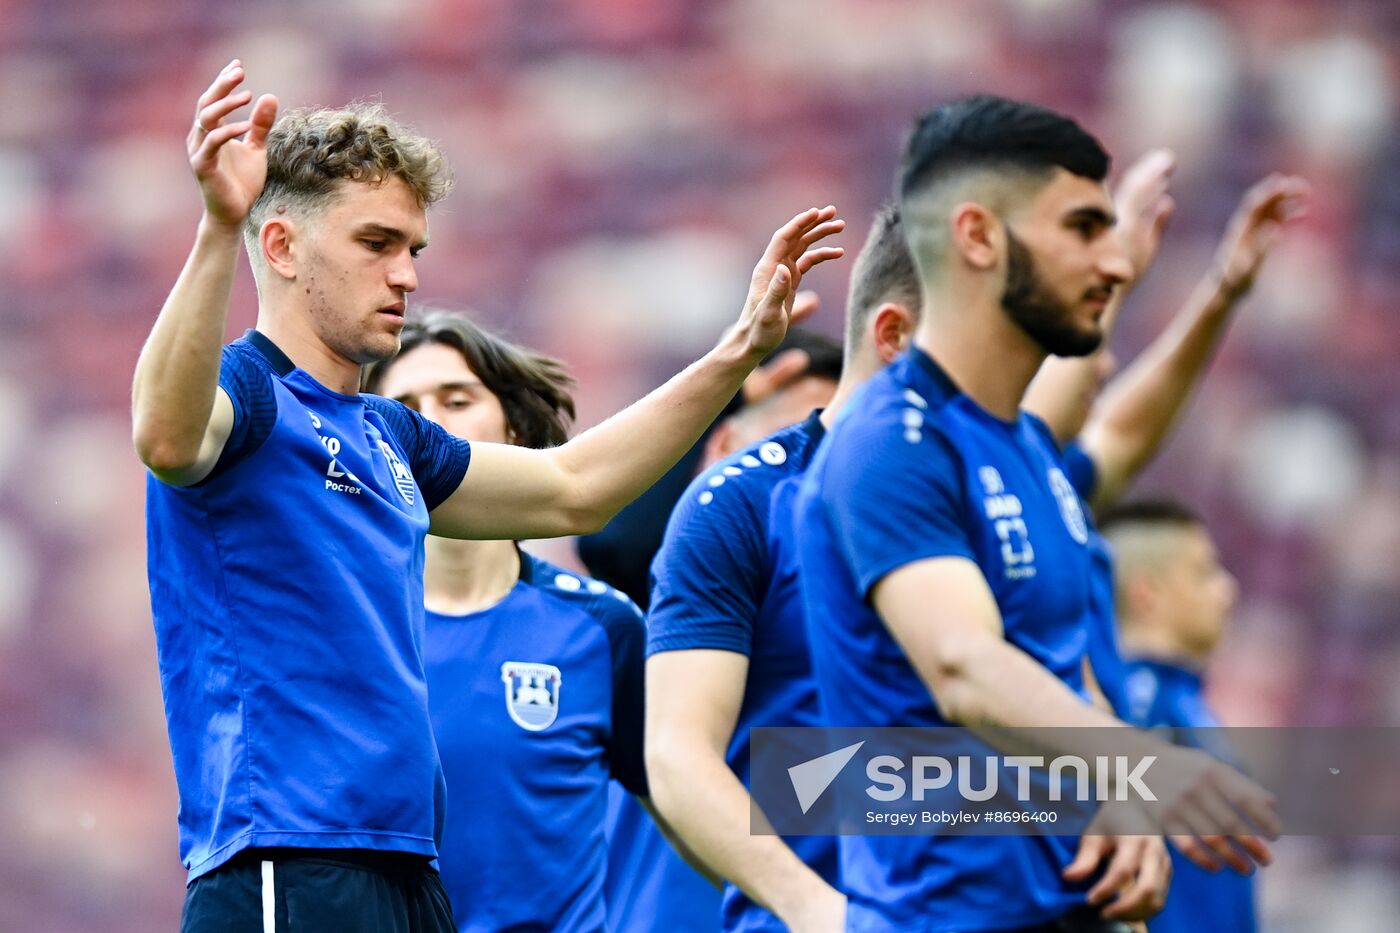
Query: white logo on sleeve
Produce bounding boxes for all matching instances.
[1048,468,1089,544]
[377,440,416,505]
[500,662,562,731]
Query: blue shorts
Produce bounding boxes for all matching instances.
[180,848,455,933]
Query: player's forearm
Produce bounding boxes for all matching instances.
[132,217,242,470]
[928,633,1172,774]
[550,330,760,531]
[647,736,841,924]
[1082,275,1238,506]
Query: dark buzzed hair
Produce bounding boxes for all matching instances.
[1097,498,1203,536]
[363,309,576,450]
[763,327,844,385]
[899,95,1111,200]
[844,204,922,352]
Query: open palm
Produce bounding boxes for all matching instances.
[187,60,279,227]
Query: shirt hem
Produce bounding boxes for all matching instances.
[185,829,438,883]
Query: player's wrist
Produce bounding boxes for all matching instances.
[712,323,769,372]
[776,881,844,931]
[198,211,246,243]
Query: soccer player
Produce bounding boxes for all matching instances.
[1026,169,1309,715]
[645,206,918,933]
[600,328,842,933]
[1098,500,1257,933]
[132,62,842,932]
[364,311,712,932]
[794,95,1278,931]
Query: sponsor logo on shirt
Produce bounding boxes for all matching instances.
[308,409,363,495]
[500,661,562,731]
[979,466,1035,579]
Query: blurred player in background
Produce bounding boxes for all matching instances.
[578,307,839,609]
[1099,500,1257,933]
[644,206,917,933]
[794,95,1278,932]
[365,311,713,932]
[132,60,843,932]
[601,325,842,933]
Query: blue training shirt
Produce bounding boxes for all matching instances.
[605,785,722,933]
[1060,443,1131,718]
[426,550,647,933]
[648,412,839,932]
[1123,658,1258,933]
[795,347,1098,932]
[425,549,644,924]
[145,331,472,879]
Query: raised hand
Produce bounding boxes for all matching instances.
[1214,173,1310,299]
[1113,148,1177,284]
[739,291,822,404]
[1150,746,1278,875]
[734,207,845,358]
[187,60,280,228]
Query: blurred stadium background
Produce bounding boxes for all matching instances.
[1,0,1397,929]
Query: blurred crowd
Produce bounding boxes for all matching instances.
[1,0,1397,929]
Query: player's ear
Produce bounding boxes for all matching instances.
[1125,574,1158,620]
[950,202,999,272]
[871,303,916,364]
[701,418,739,469]
[261,217,298,281]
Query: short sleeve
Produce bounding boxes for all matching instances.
[200,343,278,483]
[363,395,472,511]
[820,412,975,599]
[598,596,649,797]
[1060,440,1099,502]
[646,473,772,658]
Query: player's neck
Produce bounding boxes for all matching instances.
[254,312,363,395]
[914,305,1046,421]
[423,537,522,616]
[1121,625,1208,668]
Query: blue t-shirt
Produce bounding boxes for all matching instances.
[605,785,722,933]
[649,413,839,932]
[1123,659,1258,933]
[427,551,647,933]
[145,331,472,879]
[1060,443,1131,718]
[795,347,1098,932]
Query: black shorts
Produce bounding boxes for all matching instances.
[180,848,456,933]
[997,906,1135,933]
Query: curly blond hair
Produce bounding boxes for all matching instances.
[244,102,452,258]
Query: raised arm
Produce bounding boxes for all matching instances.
[1025,149,1176,443]
[1080,173,1309,508]
[646,651,844,933]
[131,61,279,485]
[428,208,845,539]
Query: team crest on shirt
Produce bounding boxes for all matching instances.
[500,662,562,731]
[1047,468,1089,544]
[377,440,417,505]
